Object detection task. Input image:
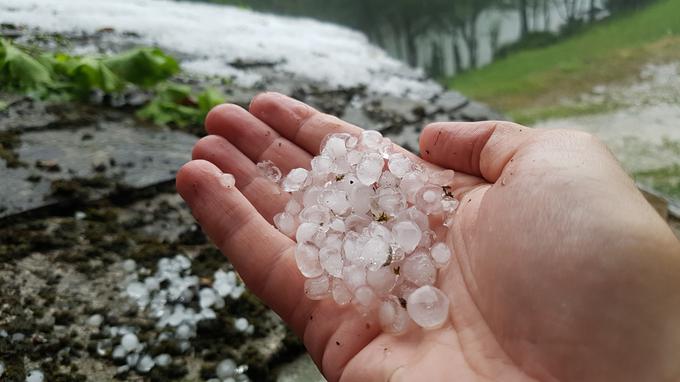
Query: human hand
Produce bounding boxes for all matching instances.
[176,92,680,381]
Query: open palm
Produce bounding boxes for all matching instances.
[176,93,680,382]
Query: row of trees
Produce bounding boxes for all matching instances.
[187,0,659,76]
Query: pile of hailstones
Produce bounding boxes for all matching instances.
[269,130,458,333]
[90,256,251,381]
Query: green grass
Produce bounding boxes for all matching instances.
[448,0,680,114]
[635,165,680,201]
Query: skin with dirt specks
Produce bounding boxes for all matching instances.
[177,92,680,382]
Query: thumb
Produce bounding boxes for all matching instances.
[419,121,532,183]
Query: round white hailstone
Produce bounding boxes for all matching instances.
[299,205,331,225]
[353,285,377,314]
[273,212,297,237]
[415,185,444,214]
[213,278,233,298]
[344,214,371,233]
[285,199,303,215]
[304,274,331,300]
[112,345,127,359]
[323,136,348,158]
[442,197,459,214]
[361,237,390,271]
[387,153,412,178]
[295,222,319,244]
[320,190,352,215]
[378,171,399,188]
[332,279,352,305]
[349,186,372,215]
[392,221,422,253]
[329,218,346,232]
[418,230,436,250]
[96,339,113,357]
[378,296,410,334]
[126,282,149,301]
[429,169,455,186]
[399,171,428,203]
[234,317,249,332]
[332,157,352,175]
[179,341,191,353]
[282,168,309,192]
[356,152,384,186]
[323,233,343,250]
[122,259,137,272]
[216,359,237,379]
[144,276,160,291]
[311,155,333,175]
[201,308,217,320]
[176,324,192,340]
[256,160,282,183]
[334,158,353,175]
[430,243,452,268]
[295,243,323,278]
[347,149,363,166]
[366,266,398,295]
[406,286,450,329]
[319,247,344,278]
[367,221,392,243]
[378,137,394,158]
[402,251,436,287]
[220,173,236,189]
[361,130,383,150]
[342,264,366,291]
[121,333,140,352]
[397,206,429,232]
[374,187,406,215]
[199,287,218,309]
[137,354,155,373]
[311,228,327,248]
[154,354,172,367]
[26,370,44,382]
[87,314,104,327]
[175,255,192,270]
[126,352,140,368]
[302,186,322,207]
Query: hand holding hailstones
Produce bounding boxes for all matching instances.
[266,130,458,333]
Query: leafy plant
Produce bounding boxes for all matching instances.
[0,39,54,94]
[0,39,225,128]
[137,83,225,127]
[103,48,180,88]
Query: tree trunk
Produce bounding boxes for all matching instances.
[589,0,596,22]
[461,17,478,69]
[452,37,462,74]
[543,0,550,30]
[519,0,529,37]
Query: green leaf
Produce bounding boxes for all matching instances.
[104,48,180,88]
[197,88,225,113]
[51,53,125,95]
[0,39,54,93]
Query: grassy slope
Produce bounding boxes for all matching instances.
[448,0,680,120]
